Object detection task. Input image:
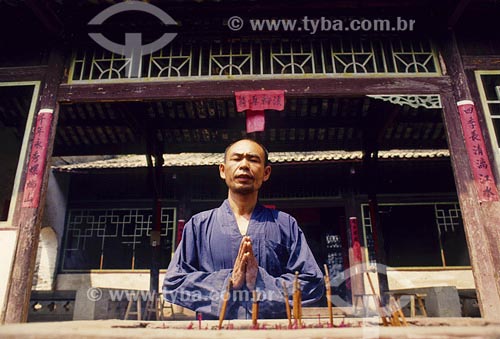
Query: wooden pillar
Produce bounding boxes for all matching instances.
[439,31,500,319]
[145,109,167,301]
[362,102,391,300]
[3,48,65,323]
[362,151,390,302]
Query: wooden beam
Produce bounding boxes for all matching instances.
[57,116,364,129]
[462,55,500,70]
[58,77,452,103]
[3,48,66,323]
[438,32,500,319]
[447,0,473,28]
[0,66,48,82]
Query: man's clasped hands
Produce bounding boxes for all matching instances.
[231,236,258,290]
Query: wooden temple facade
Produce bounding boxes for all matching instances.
[0,0,499,323]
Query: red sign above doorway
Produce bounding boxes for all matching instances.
[235,90,285,133]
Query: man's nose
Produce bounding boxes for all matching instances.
[239,158,250,169]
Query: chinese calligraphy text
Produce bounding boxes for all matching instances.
[457,100,499,201]
[235,90,285,133]
[22,109,54,208]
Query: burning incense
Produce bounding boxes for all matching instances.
[292,271,302,327]
[218,279,232,330]
[252,290,259,328]
[323,264,333,326]
[282,280,292,327]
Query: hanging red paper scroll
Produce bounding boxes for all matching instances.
[348,217,364,300]
[22,109,54,208]
[457,100,499,201]
[349,217,363,263]
[176,219,186,247]
[234,90,285,133]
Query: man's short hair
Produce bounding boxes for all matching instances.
[223,139,270,166]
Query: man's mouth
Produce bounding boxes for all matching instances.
[235,174,253,181]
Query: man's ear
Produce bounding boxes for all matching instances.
[263,165,271,182]
[219,163,226,179]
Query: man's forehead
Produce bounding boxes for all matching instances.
[227,140,264,156]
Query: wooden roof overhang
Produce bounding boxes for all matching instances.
[52,149,451,172]
[49,95,448,156]
[0,0,466,160]
[0,83,449,156]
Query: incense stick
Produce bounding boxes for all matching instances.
[293,271,302,327]
[252,290,259,328]
[282,280,292,327]
[323,264,333,326]
[218,279,232,330]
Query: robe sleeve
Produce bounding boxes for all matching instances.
[162,219,234,318]
[253,215,324,318]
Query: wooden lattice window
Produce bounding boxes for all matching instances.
[61,207,176,271]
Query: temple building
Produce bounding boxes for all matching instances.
[0,0,499,323]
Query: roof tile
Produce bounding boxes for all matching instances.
[53,149,450,171]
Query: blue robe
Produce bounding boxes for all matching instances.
[162,200,324,319]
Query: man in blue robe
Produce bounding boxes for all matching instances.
[163,139,324,319]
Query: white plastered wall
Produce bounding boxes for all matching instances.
[0,230,18,320]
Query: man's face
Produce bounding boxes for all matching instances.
[219,140,271,195]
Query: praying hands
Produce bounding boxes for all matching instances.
[231,236,258,290]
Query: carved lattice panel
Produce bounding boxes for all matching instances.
[62,207,176,270]
[70,37,440,82]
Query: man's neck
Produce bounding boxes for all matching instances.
[227,191,258,217]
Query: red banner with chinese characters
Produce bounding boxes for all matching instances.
[22,109,54,208]
[349,217,363,262]
[176,219,186,247]
[457,100,499,201]
[235,90,285,133]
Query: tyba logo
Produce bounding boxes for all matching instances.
[88,1,178,78]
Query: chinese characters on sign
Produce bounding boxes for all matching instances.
[349,217,363,263]
[457,100,499,201]
[22,109,54,208]
[234,90,285,133]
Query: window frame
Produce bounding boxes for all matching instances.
[0,81,41,227]
[474,70,500,178]
[360,201,471,269]
[60,205,177,272]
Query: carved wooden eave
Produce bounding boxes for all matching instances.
[366,94,442,109]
